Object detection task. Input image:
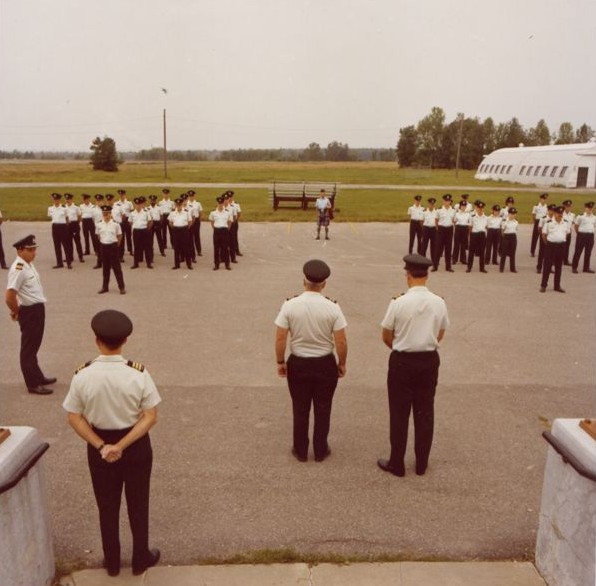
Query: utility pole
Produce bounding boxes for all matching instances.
[455,113,464,178]
[163,108,168,179]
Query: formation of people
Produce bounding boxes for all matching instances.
[44,188,243,293]
[408,192,595,292]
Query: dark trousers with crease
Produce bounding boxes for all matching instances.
[408,221,422,254]
[485,228,501,264]
[286,353,338,459]
[387,350,439,470]
[433,226,453,270]
[101,243,125,290]
[452,225,468,263]
[82,218,99,255]
[499,233,517,272]
[420,226,436,258]
[87,428,153,572]
[18,303,45,388]
[213,227,230,267]
[572,232,594,271]
[541,241,565,289]
[467,232,486,271]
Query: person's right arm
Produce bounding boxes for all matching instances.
[5,289,19,321]
[333,328,347,377]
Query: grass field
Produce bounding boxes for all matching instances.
[0,161,594,222]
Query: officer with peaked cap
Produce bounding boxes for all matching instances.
[378,254,449,477]
[63,310,161,577]
[209,195,232,270]
[572,201,596,273]
[540,205,568,293]
[48,192,72,268]
[420,197,438,257]
[274,260,348,462]
[5,235,56,394]
[531,193,549,256]
[407,195,424,254]
[432,194,455,272]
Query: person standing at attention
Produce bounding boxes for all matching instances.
[274,260,347,463]
[63,310,161,577]
[315,189,332,240]
[407,195,424,254]
[96,206,126,295]
[5,234,56,395]
[378,254,449,477]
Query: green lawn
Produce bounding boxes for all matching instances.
[0,161,593,222]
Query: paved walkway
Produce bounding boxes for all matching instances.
[60,561,546,586]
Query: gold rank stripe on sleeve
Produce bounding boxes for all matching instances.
[325,296,338,303]
[74,360,92,374]
[126,360,145,372]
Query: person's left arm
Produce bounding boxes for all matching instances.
[67,412,109,453]
[5,288,19,321]
[382,328,394,350]
[104,408,158,461]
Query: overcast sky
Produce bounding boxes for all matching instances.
[0,0,594,152]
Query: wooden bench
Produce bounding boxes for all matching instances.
[269,181,338,210]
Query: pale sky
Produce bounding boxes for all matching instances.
[0,0,594,152]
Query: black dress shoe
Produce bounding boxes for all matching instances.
[466,269,471,273]
[28,386,53,395]
[539,287,546,293]
[377,458,405,477]
[102,559,120,577]
[291,448,307,462]
[236,252,243,256]
[554,287,565,293]
[213,266,219,271]
[52,265,64,269]
[97,288,108,294]
[446,268,454,272]
[416,461,428,476]
[41,377,57,385]
[572,268,579,274]
[315,448,331,462]
[93,264,101,269]
[231,259,238,263]
[132,548,160,576]
[130,264,139,269]
[584,269,595,274]
[225,265,231,270]
[119,288,126,295]
[480,269,488,273]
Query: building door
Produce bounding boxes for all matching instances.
[576,167,588,187]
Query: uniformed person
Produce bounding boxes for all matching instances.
[378,254,449,477]
[536,204,556,273]
[130,197,153,269]
[420,197,438,258]
[186,190,203,259]
[485,205,502,265]
[5,234,56,395]
[158,189,174,249]
[223,192,237,264]
[432,194,455,272]
[540,205,568,293]
[228,191,242,256]
[571,201,595,273]
[48,192,72,268]
[407,195,424,254]
[275,260,347,462]
[500,207,518,273]
[96,206,126,295]
[147,195,165,258]
[64,193,84,263]
[115,189,133,257]
[80,194,98,256]
[561,200,575,265]
[531,193,549,257]
[209,196,232,270]
[62,310,161,577]
[169,197,193,270]
[452,201,471,265]
[466,201,488,273]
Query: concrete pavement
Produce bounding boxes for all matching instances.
[60,561,546,585]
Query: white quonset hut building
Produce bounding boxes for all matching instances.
[475,140,596,189]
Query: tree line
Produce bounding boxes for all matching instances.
[397,106,594,169]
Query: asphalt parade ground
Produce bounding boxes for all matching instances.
[1,220,594,575]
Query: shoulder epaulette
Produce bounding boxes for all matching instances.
[15,262,24,271]
[74,360,93,374]
[325,296,338,303]
[126,360,145,372]
[285,294,299,301]
[392,293,405,300]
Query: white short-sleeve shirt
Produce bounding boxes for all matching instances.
[275,291,347,358]
[6,257,46,305]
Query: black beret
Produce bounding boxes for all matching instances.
[51,193,62,200]
[216,196,224,204]
[540,193,549,199]
[492,204,501,211]
[547,204,557,211]
[505,197,515,204]
[585,201,594,208]
[303,259,330,283]
[508,208,517,214]
[148,195,157,201]
[442,194,452,201]
[562,200,572,206]
[427,198,436,204]
[94,194,104,200]
[133,197,142,205]
[91,310,133,340]
[414,195,422,201]
[13,234,38,249]
[105,194,114,201]
[117,189,126,195]
[461,193,469,199]
[554,206,565,214]
[403,254,432,272]
[64,193,73,200]
[82,193,91,199]
[187,190,196,196]
[100,205,112,212]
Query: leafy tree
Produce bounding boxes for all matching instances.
[89,136,119,171]
[504,117,526,147]
[526,119,551,146]
[396,125,417,167]
[303,142,325,161]
[416,106,445,168]
[325,141,351,161]
[555,122,575,145]
[575,123,594,143]
[482,117,496,154]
